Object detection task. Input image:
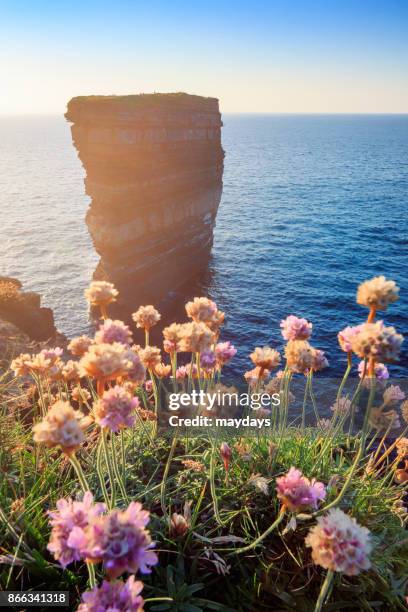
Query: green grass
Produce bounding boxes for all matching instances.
[1,372,407,611]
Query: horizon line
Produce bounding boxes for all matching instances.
[1,111,408,118]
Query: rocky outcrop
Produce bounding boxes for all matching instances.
[65,93,224,310]
[0,277,57,342]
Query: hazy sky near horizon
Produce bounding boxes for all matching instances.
[1,0,408,115]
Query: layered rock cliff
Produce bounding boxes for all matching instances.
[65,93,224,310]
[0,276,57,342]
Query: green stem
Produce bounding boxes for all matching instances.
[160,435,178,521]
[336,357,352,403]
[348,362,367,439]
[120,430,126,479]
[69,454,89,493]
[301,376,309,430]
[171,352,178,393]
[149,369,159,436]
[314,570,334,612]
[308,371,320,425]
[360,377,377,453]
[96,437,110,507]
[315,442,363,515]
[68,455,96,588]
[111,434,129,502]
[101,428,116,508]
[209,442,224,526]
[229,507,286,554]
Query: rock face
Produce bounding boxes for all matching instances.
[0,276,57,342]
[65,93,224,310]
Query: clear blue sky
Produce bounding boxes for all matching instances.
[1,0,407,114]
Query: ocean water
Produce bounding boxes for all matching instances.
[0,114,407,377]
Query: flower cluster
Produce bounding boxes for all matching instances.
[305,508,371,575]
[280,315,312,341]
[78,577,144,612]
[250,346,281,370]
[47,492,105,568]
[276,467,326,512]
[33,400,91,455]
[200,350,217,371]
[351,321,403,362]
[68,335,93,357]
[357,275,399,311]
[85,281,118,308]
[358,360,389,381]
[215,341,237,367]
[162,322,183,353]
[11,348,63,379]
[48,497,157,579]
[94,385,139,432]
[69,502,157,578]
[185,297,218,323]
[139,346,161,370]
[95,319,133,345]
[383,385,405,406]
[177,321,214,353]
[338,325,363,353]
[284,340,314,374]
[330,396,352,416]
[79,342,132,380]
[132,305,161,331]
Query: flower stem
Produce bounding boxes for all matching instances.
[314,570,334,612]
[69,454,89,493]
[336,357,352,403]
[101,428,116,508]
[96,437,110,507]
[160,435,178,521]
[110,433,129,502]
[149,369,159,436]
[367,307,376,323]
[230,506,286,554]
[301,375,309,430]
[120,430,126,479]
[209,442,225,526]
[315,442,362,514]
[68,454,96,588]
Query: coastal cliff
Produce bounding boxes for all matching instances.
[65,93,224,311]
[0,277,56,343]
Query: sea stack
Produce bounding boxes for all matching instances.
[65,93,224,311]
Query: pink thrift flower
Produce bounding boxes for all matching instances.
[276,467,326,512]
[383,385,405,406]
[215,341,237,367]
[280,315,312,341]
[185,363,198,378]
[123,348,146,385]
[176,365,188,380]
[338,325,363,353]
[95,319,133,346]
[305,508,371,575]
[200,350,216,371]
[358,360,389,381]
[94,385,138,432]
[311,348,329,372]
[41,347,64,360]
[145,379,153,393]
[47,492,106,568]
[72,502,158,579]
[78,576,144,612]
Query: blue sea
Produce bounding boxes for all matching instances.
[1,114,407,377]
